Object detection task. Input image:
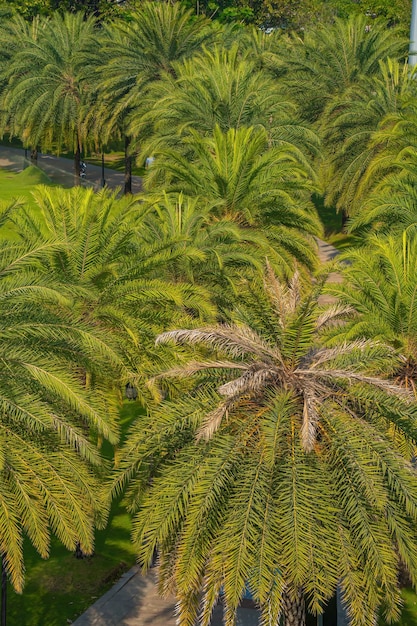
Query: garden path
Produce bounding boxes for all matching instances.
[72,566,259,626]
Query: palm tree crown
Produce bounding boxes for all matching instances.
[326,233,417,392]
[131,43,319,169]
[114,270,417,626]
[0,12,99,175]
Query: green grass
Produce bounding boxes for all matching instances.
[0,166,52,205]
[7,401,142,626]
[0,166,55,241]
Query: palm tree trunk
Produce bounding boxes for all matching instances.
[1,554,6,626]
[124,135,132,195]
[281,587,306,626]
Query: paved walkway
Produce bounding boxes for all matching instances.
[0,145,142,194]
[72,567,259,626]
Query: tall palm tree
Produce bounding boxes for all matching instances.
[0,12,99,178]
[277,15,407,124]
[0,14,46,158]
[90,2,213,193]
[138,191,300,315]
[349,167,417,235]
[145,125,321,271]
[0,239,122,594]
[347,95,417,232]
[8,185,216,398]
[325,233,417,396]
[130,43,319,171]
[113,269,417,626]
[318,59,417,218]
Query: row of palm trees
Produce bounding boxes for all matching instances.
[1,4,416,220]
[1,4,417,626]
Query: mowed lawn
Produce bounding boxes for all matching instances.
[0,166,54,242]
[0,165,53,204]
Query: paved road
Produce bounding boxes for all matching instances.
[0,145,142,194]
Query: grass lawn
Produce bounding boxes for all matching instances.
[6,401,142,626]
[0,165,53,205]
[0,166,55,241]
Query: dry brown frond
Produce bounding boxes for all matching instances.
[288,271,301,311]
[151,361,248,382]
[308,339,386,368]
[156,326,282,363]
[301,388,320,452]
[264,261,300,327]
[218,365,281,398]
[315,304,356,331]
[196,403,230,441]
[298,368,413,399]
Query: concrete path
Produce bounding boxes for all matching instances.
[0,145,142,194]
[72,566,260,626]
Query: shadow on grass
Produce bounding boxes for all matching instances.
[313,194,360,252]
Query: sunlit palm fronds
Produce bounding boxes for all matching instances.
[0,240,122,592]
[114,269,417,626]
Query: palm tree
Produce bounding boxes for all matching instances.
[318,59,417,219]
[347,95,417,232]
[325,233,417,398]
[8,185,216,398]
[349,168,417,235]
[90,2,213,193]
[277,15,407,124]
[145,125,321,272]
[113,268,417,626]
[0,12,99,178]
[138,191,301,315]
[130,43,319,171]
[0,14,46,158]
[0,238,122,595]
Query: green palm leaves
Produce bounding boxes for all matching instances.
[319,59,417,216]
[280,15,407,123]
[0,240,121,592]
[326,234,417,387]
[115,270,417,626]
[133,43,319,166]
[1,12,98,169]
[8,185,216,391]
[145,125,321,271]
